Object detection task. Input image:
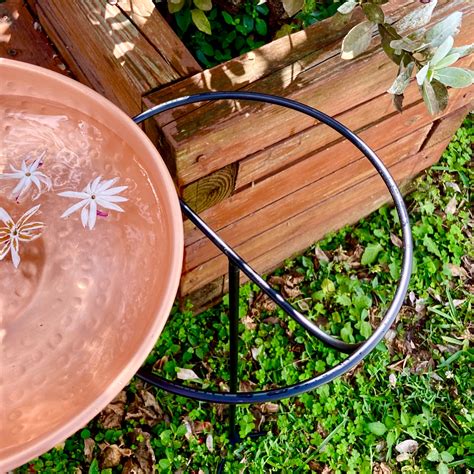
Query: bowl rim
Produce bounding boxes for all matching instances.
[0,58,184,472]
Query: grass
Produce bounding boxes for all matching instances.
[21,115,473,473]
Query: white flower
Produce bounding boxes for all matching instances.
[0,205,45,268]
[58,176,128,230]
[0,152,52,201]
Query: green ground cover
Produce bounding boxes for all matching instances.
[22,115,473,473]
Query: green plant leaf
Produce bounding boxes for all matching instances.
[440,451,454,463]
[426,448,440,462]
[433,67,473,88]
[282,0,304,17]
[437,462,449,474]
[416,64,430,86]
[388,62,414,95]
[255,17,267,36]
[88,459,99,474]
[423,235,442,257]
[362,4,384,24]
[397,0,437,34]
[368,421,387,436]
[193,0,212,11]
[221,10,234,25]
[168,0,185,14]
[430,36,454,66]
[433,53,460,70]
[360,321,372,338]
[361,243,382,265]
[390,37,427,53]
[425,12,463,48]
[191,9,212,34]
[175,9,192,33]
[337,0,357,15]
[451,43,474,58]
[421,79,448,115]
[341,21,374,60]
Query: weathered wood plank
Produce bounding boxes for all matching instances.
[182,88,472,255]
[0,0,68,74]
[181,105,469,299]
[142,0,415,127]
[147,0,473,187]
[117,0,201,77]
[181,124,430,293]
[182,163,238,214]
[33,0,188,114]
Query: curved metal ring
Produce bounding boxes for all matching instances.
[133,91,413,403]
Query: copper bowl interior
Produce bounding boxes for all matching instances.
[0,59,183,471]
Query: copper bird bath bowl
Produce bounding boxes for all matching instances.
[0,59,183,472]
[1,60,413,472]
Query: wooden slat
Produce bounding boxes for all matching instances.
[33,0,191,114]
[142,0,415,127]
[181,124,430,294]
[117,0,201,77]
[0,0,68,74]
[182,105,469,300]
[182,88,472,256]
[146,0,473,187]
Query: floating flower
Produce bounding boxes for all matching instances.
[0,152,52,201]
[59,176,128,230]
[0,205,45,268]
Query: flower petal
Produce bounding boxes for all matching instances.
[16,178,32,200]
[37,172,52,190]
[0,240,11,261]
[0,172,23,179]
[58,191,89,199]
[61,199,89,218]
[96,177,119,193]
[0,207,13,225]
[12,176,27,196]
[30,157,43,173]
[81,205,89,228]
[20,221,45,233]
[99,195,128,203]
[95,198,125,212]
[90,176,102,193]
[88,199,97,229]
[21,160,27,172]
[17,204,41,227]
[11,238,20,268]
[99,185,128,196]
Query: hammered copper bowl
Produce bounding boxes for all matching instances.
[0,59,183,471]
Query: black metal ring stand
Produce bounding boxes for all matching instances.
[132,92,413,463]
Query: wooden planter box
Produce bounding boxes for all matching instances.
[28,0,473,311]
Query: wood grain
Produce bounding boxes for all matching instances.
[117,0,201,77]
[0,0,68,74]
[146,0,473,186]
[32,0,192,114]
[180,123,431,294]
[181,107,469,295]
[182,164,238,214]
[182,91,471,254]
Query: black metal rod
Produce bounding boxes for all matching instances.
[135,91,413,405]
[228,260,240,444]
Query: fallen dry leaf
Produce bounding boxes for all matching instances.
[373,462,392,474]
[206,434,214,452]
[251,346,262,360]
[83,438,95,463]
[446,263,468,279]
[445,196,457,215]
[100,444,131,469]
[97,390,127,429]
[242,315,257,330]
[396,452,411,462]
[129,429,156,473]
[395,439,419,454]
[125,389,164,427]
[176,368,200,381]
[315,246,330,264]
[390,233,403,248]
